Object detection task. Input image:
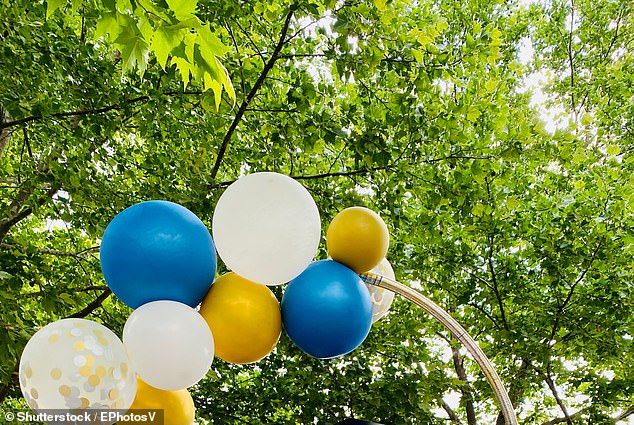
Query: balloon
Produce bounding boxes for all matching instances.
[19,318,136,416]
[199,272,281,364]
[326,206,389,273]
[119,378,195,425]
[281,260,373,359]
[123,301,214,391]
[100,200,217,309]
[212,172,321,285]
[367,258,396,322]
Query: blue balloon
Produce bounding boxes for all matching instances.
[100,201,217,309]
[281,260,373,359]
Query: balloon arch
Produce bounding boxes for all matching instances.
[18,172,518,425]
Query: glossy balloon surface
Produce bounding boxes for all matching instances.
[200,273,281,364]
[326,206,389,273]
[281,260,373,359]
[212,172,321,285]
[19,319,137,420]
[123,301,214,391]
[100,200,217,308]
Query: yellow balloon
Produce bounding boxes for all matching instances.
[326,207,390,273]
[119,378,194,425]
[199,272,282,364]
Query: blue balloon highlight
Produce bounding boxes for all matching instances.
[100,200,217,309]
[281,260,373,359]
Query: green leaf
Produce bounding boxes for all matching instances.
[198,25,231,57]
[606,145,620,156]
[412,49,423,63]
[471,203,486,217]
[373,0,387,11]
[166,0,198,20]
[115,24,150,74]
[47,0,66,18]
[466,105,481,122]
[151,25,187,69]
[94,13,120,41]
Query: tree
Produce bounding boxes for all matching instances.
[0,0,632,423]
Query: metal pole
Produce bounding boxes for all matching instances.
[360,273,519,425]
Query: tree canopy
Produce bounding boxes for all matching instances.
[0,0,632,424]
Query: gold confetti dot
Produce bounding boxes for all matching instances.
[28,398,38,409]
[79,366,91,377]
[48,334,60,344]
[73,341,85,351]
[96,366,106,377]
[108,389,119,400]
[59,385,71,397]
[88,375,100,386]
[25,366,33,379]
[51,368,62,380]
[30,388,39,399]
[120,363,128,375]
[98,336,109,346]
[85,355,94,366]
[80,397,90,408]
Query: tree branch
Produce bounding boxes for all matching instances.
[0,91,204,130]
[208,166,393,190]
[567,0,577,121]
[0,289,113,404]
[67,289,112,318]
[547,239,603,344]
[484,177,510,331]
[210,4,298,181]
[495,358,531,425]
[614,405,634,422]
[452,346,477,425]
[0,243,99,258]
[544,368,573,425]
[0,107,12,158]
[541,409,584,425]
[0,184,60,244]
[443,399,466,425]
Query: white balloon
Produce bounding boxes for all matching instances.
[19,318,136,420]
[367,258,396,322]
[123,301,214,391]
[212,172,321,285]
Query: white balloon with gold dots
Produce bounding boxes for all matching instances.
[367,258,396,322]
[19,318,137,417]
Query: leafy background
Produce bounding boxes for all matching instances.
[0,0,632,424]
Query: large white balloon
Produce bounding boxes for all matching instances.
[212,172,321,285]
[367,258,396,322]
[19,318,137,417]
[123,301,214,391]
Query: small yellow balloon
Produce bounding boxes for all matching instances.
[326,207,390,273]
[119,378,194,425]
[199,272,282,364]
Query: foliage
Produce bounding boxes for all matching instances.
[0,0,632,423]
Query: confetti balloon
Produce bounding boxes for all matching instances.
[19,319,137,418]
[100,200,217,309]
[123,301,214,391]
[281,260,373,359]
[367,258,396,322]
[326,206,389,273]
[199,272,282,364]
[212,172,321,285]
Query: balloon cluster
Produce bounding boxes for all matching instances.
[18,172,395,424]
